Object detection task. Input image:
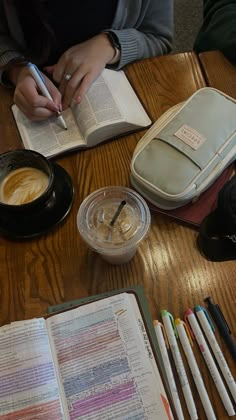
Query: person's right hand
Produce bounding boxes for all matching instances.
[9,65,62,121]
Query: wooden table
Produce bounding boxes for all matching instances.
[0,52,235,419]
[199,50,236,99]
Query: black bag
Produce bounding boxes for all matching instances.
[197,174,236,261]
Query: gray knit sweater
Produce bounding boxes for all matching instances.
[0,0,173,82]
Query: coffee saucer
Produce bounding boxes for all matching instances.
[0,163,74,239]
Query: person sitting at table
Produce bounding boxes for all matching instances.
[0,0,173,121]
[194,0,236,65]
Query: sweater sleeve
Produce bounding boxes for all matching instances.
[108,0,174,70]
[0,0,174,78]
[0,3,25,84]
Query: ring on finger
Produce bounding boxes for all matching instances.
[63,73,72,81]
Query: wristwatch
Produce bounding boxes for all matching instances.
[104,31,121,65]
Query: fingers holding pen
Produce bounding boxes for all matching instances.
[43,75,62,110]
[15,88,57,120]
[13,69,62,120]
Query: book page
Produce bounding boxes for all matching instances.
[102,69,151,127]
[12,105,86,158]
[71,69,151,147]
[46,292,172,419]
[70,71,123,142]
[0,318,65,419]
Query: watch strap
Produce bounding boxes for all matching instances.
[103,31,121,65]
[104,31,121,50]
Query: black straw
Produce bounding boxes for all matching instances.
[110,200,126,226]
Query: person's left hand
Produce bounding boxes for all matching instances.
[44,33,115,109]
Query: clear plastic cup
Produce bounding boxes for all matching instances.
[77,186,151,264]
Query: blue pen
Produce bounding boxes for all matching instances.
[195,305,236,403]
[27,62,67,130]
[204,296,236,362]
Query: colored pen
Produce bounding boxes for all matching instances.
[161,310,198,420]
[184,309,235,417]
[195,306,236,403]
[153,320,184,420]
[175,318,216,420]
[27,62,67,130]
[204,296,236,362]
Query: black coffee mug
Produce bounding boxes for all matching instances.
[0,149,55,217]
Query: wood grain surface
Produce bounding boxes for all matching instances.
[0,52,235,419]
[199,50,236,99]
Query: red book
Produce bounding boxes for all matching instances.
[148,164,235,229]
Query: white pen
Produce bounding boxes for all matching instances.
[27,62,67,130]
[175,318,216,420]
[153,320,184,420]
[185,309,235,417]
[161,310,198,420]
[195,306,236,403]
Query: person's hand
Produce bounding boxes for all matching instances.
[44,33,115,109]
[8,65,62,120]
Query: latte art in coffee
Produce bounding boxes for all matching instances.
[0,167,49,205]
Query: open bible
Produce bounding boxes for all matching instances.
[0,292,173,419]
[11,69,151,158]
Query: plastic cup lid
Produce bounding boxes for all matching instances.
[77,186,151,255]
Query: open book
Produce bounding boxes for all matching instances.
[12,69,151,158]
[0,292,173,419]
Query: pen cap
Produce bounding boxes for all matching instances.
[195,306,215,331]
[174,318,181,326]
[204,297,231,334]
[161,310,178,336]
[27,62,45,83]
[183,309,195,339]
[175,318,193,345]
